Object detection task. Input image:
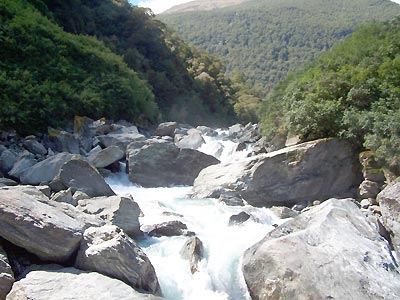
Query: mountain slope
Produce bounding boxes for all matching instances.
[261,17,400,171]
[160,0,400,95]
[163,0,252,14]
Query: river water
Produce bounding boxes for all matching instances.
[106,130,281,300]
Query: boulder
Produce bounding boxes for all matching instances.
[196,126,217,137]
[153,122,178,137]
[242,199,400,300]
[0,150,17,174]
[175,132,205,150]
[145,221,193,237]
[377,178,400,253]
[228,212,251,226]
[180,237,203,274]
[88,145,124,168]
[8,157,36,181]
[23,138,47,156]
[20,153,75,185]
[359,151,386,183]
[58,158,115,197]
[74,116,95,152]
[193,138,361,207]
[0,186,83,262]
[6,266,163,300]
[0,245,14,300]
[359,180,381,199]
[35,185,51,198]
[97,133,145,152]
[51,188,76,206]
[75,225,161,295]
[127,138,219,187]
[0,178,18,187]
[270,206,299,219]
[77,195,142,237]
[52,131,80,154]
[72,191,90,202]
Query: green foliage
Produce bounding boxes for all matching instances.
[0,0,158,133]
[261,18,400,171]
[160,0,400,97]
[34,0,246,125]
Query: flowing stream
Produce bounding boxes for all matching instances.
[106,130,282,300]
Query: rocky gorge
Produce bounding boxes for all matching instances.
[0,117,399,300]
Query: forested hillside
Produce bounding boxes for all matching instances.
[160,0,400,96]
[163,0,252,14]
[1,0,259,133]
[261,18,400,171]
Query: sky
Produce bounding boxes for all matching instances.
[130,0,400,14]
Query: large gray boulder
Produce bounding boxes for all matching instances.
[0,150,17,174]
[20,153,75,185]
[377,178,400,253]
[6,266,163,300]
[75,225,161,295]
[58,158,115,197]
[0,186,83,262]
[127,138,219,187]
[175,132,205,150]
[77,195,142,237]
[153,122,178,137]
[88,145,124,168]
[0,245,14,300]
[242,199,400,300]
[97,132,145,152]
[180,236,203,274]
[193,138,361,207]
[8,157,37,181]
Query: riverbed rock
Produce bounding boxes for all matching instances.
[53,131,80,154]
[75,225,161,295]
[88,145,124,168]
[6,266,163,300]
[127,138,219,187]
[51,188,75,206]
[377,178,400,253]
[20,153,75,185]
[228,212,251,226]
[23,138,47,156]
[193,138,361,207]
[145,221,193,237]
[270,206,299,219]
[77,195,141,237]
[58,158,115,197]
[0,150,17,174]
[180,237,203,274]
[0,245,14,300]
[8,157,37,181]
[0,185,83,262]
[74,116,95,152]
[97,133,145,152]
[359,180,381,199]
[242,199,400,300]
[0,178,18,187]
[175,132,205,150]
[154,122,178,137]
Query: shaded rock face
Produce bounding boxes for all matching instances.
[127,139,219,187]
[0,186,83,262]
[87,145,124,168]
[0,245,14,300]
[75,225,161,295]
[145,221,193,237]
[97,133,145,152]
[6,266,163,300]
[193,138,361,207]
[242,199,400,300]
[77,196,142,237]
[23,138,47,156]
[377,178,400,253]
[180,236,203,274]
[20,153,75,185]
[0,150,17,174]
[8,158,37,181]
[58,158,115,197]
[228,212,251,226]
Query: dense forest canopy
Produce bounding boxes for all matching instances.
[160,0,400,97]
[260,18,400,172]
[1,0,260,134]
